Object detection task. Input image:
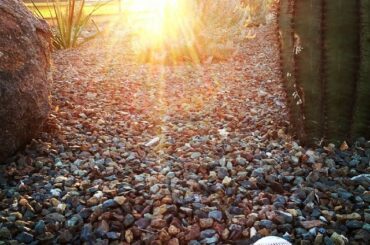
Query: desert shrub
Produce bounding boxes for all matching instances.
[194,0,250,60]
[242,0,273,25]
[132,0,250,64]
[30,0,108,49]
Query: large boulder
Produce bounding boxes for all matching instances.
[0,0,51,162]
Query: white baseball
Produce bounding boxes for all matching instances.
[254,236,292,245]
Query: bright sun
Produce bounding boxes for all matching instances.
[126,0,196,60]
[128,0,173,11]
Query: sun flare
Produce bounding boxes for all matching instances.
[127,0,174,11]
[125,0,198,63]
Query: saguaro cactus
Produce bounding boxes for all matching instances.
[277,0,305,140]
[352,0,370,138]
[278,0,370,145]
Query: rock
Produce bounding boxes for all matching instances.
[202,235,219,244]
[34,220,46,234]
[50,188,62,197]
[185,224,200,240]
[346,220,363,229]
[166,172,176,179]
[191,152,201,159]
[351,174,370,187]
[106,232,120,240]
[336,213,361,221]
[180,207,193,215]
[145,137,160,147]
[125,229,134,243]
[275,211,293,223]
[365,212,370,223]
[0,227,11,240]
[189,241,201,245]
[222,176,232,186]
[151,218,167,229]
[236,156,247,165]
[59,230,73,243]
[300,220,324,229]
[150,184,160,193]
[36,232,54,242]
[96,220,109,237]
[229,206,244,215]
[208,210,223,222]
[15,231,34,243]
[324,236,334,245]
[45,212,66,223]
[222,228,230,240]
[159,229,171,241]
[153,204,168,216]
[337,189,353,200]
[168,238,180,245]
[135,218,151,229]
[0,0,51,162]
[199,218,214,228]
[259,220,273,229]
[363,193,370,203]
[251,168,265,177]
[124,214,135,227]
[330,232,348,245]
[200,229,217,239]
[80,224,93,241]
[113,196,126,205]
[168,225,180,235]
[102,199,117,209]
[314,233,323,245]
[87,196,100,206]
[66,215,82,228]
[363,223,370,232]
[217,167,229,179]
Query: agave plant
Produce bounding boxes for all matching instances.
[31,0,109,49]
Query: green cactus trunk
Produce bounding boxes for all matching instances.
[352,0,370,137]
[278,0,370,145]
[294,0,324,143]
[324,0,360,143]
[278,0,305,139]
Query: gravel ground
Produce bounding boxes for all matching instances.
[0,21,369,245]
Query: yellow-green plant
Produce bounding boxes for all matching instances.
[194,0,250,60]
[31,0,109,49]
[242,0,273,25]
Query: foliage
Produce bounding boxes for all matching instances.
[242,0,274,25]
[193,0,250,60]
[30,0,108,49]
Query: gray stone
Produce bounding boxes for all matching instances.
[81,224,93,241]
[16,232,34,243]
[259,219,273,229]
[208,210,223,222]
[106,232,120,240]
[0,227,11,240]
[45,212,66,223]
[346,220,363,229]
[200,229,216,239]
[124,214,135,227]
[34,220,46,234]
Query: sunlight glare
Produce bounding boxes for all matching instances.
[126,0,199,63]
[127,0,172,11]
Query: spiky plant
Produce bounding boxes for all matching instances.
[31,0,109,49]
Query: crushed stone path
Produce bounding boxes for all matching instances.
[0,22,369,245]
